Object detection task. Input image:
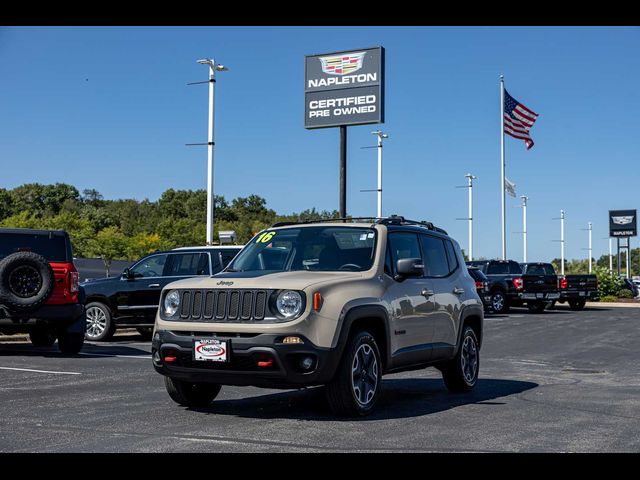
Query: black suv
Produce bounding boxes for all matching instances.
[82,246,242,341]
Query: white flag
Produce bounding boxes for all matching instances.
[505,177,516,197]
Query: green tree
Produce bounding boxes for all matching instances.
[126,232,163,259]
[592,265,624,297]
[86,227,128,276]
[0,188,13,220]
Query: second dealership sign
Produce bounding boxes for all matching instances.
[304,47,385,129]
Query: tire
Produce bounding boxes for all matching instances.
[164,377,221,407]
[490,290,509,313]
[57,331,84,354]
[136,327,153,340]
[569,299,586,311]
[441,326,480,393]
[85,302,115,341]
[29,329,57,347]
[325,330,382,416]
[0,252,55,311]
[527,302,546,313]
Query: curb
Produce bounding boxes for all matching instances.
[586,302,640,309]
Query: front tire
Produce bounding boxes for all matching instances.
[325,331,382,416]
[164,377,221,407]
[29,329,57,347]
[85,302,114,341]
[441,326,479,393]
[490,291,509,313]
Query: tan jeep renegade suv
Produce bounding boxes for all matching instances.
[152,216,484,416]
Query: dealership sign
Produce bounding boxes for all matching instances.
[609,209,637,237]
[304,47,385,129]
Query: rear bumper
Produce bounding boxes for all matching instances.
[152,329,340,389]
[559,291,598,301]
[0,303,85,333]
[518,292,561,301]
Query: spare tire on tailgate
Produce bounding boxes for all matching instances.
[0,251,55,311]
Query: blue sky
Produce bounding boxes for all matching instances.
[0,26,638,261]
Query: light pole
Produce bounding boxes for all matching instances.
[521,195,528,263]
[371,131,388,218]
[588,222,592,274]
[455,174,476,261]
[553,210,566,275]
[196,58,228,245]
[609,237,613,273]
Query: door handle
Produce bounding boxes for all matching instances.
[148,284,160,288]
[421,289,434,297]
[453,287,465,295]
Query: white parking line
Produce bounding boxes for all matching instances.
[78,352,151,359]
[0,366,81,375]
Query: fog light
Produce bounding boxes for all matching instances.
[282,336,304,344]
[164,355,177,363]
[300,356,315,371]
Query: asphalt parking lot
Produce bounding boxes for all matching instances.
[1,305,639,452]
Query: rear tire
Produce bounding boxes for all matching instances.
[29,329,57,347]
[0,252,55,311]
[325,330,382,416]
[85,302,114,341]
[527,302,546,313]
[569,299,586,310]
[490,291,509,313]
[57,331,84,354]
[441,326,480,393]
[164,377,221,407]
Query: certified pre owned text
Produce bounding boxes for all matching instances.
[308,95,377,118]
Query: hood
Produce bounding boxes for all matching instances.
[82,276,120,286]
[163,270,364,291]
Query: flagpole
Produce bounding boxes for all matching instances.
[500,75,506,260]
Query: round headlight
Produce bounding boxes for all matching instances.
[276,290,303,319]
[164,290,181,317]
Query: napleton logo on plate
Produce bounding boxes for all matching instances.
[612,216,634,225]
[195,343,226,358]
[319,52,366,75]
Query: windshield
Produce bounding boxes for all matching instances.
[228,226,377,273]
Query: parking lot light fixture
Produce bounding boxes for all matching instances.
[197,58,229,245]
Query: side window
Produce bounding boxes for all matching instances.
[509,262,523,275]
[444,240,459,272]
[130,254,168,278]
[420,235,449,277]
[166,253,209,276]
[220,250,240,268]
[487,262,509,275]
[384,244,393,277]
[388,233,422,272]
[210,252,222,274]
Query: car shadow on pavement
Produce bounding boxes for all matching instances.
[0,342,150,358]
[188,377,538,421]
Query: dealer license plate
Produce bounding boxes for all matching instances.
[579,291,586,296]
[536,293,544,299]
[194,339,228,362]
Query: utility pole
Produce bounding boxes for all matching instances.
[521,196,528,263]
[561,210,565,275]
[588,222,592,274]
[455,174,476,261]
[372,131,388,218]
[609,237,613,273]
[193,58,228,245]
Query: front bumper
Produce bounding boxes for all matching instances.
[152,329,340,389]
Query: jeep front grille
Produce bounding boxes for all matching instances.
[175,289,275,322]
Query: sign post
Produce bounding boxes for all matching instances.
[304,47,385,218]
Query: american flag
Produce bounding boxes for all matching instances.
[503,89,539,149]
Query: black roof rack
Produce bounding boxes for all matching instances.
[270,217,378,228]
[375,215,448,235]
[269,215,447,235]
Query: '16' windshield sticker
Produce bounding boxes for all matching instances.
[256,231,276,244]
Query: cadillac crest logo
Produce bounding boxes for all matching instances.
[612,216,634,225]
[319,52,366,75]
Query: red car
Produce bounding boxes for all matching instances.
[0,228,85,353]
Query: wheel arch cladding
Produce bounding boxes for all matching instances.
[342,306,389,371]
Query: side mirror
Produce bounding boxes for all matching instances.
[396,258,424,279]
[121,268,133,279]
